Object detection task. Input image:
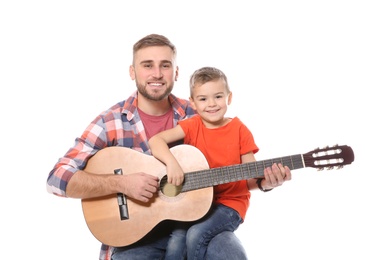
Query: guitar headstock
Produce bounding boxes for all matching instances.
[303,144,354,170]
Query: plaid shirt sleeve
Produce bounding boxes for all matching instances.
[46,109,112,197]
[46,95,140,197]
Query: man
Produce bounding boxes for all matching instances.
[47,33,291,260]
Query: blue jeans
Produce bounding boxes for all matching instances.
[112,221,171,260]
[165,204,243,259]
[111,206,247,260]
[111,231,247,260]
[164,222,190,260]
[206,230,248,260]
[186,204,243,260]
[111,235,168,260]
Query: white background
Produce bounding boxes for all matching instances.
[1,1,364,259]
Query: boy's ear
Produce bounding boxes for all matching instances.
[189,97,197,110]
[227,92,233,105]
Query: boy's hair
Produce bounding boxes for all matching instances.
[133,34,177,63]
[189,66,230,97]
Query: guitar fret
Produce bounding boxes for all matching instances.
[232,167,240,182]
[213,169,220,186]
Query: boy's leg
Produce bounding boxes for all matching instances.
[206,231,248,260]
[186,204,242,260]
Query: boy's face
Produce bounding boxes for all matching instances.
[129,46,178,101]
[190,79,232,128]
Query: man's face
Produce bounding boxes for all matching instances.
[129,46,178,101]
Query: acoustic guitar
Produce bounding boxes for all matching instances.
[81,144,354,247]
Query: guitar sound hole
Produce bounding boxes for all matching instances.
[160,175,183,197]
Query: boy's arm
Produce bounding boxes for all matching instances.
[148,125,186,186]
[243,152,291,191]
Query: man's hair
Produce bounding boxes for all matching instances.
[133,34,177,63]
[189,66,230,96]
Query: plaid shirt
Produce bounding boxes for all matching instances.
[46,91,196,259]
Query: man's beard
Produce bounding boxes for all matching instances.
[136,81,173,101]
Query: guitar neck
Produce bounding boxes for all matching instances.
[181,154,304,192]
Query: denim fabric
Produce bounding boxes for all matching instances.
[165,204,247,260]
[111,235,169,260]
[111,229,247,260]
[164,221,192,260]
[206,231,248,260]
[186,204,244,260]
[112,205,248,260]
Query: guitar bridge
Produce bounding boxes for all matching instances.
[114,168,129,220]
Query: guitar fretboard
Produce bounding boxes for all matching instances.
[181,154,304,192]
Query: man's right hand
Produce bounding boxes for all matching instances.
[122,173,160,203]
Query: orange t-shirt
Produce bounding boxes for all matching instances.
[178,115,259,219]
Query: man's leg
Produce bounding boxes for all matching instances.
[111,234,169,260]
[164,224,188,260]
[111,222,171,260]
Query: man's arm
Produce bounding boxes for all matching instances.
[66,170,159,203]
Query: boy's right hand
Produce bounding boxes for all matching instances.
[166,163,185,186]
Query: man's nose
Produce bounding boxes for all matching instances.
[152,67,163,78]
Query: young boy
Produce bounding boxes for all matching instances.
[149,66,263,259]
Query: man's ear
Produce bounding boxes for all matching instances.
[129,65,135,80]
[175,66,179,81]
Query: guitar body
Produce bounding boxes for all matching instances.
[81,145,213,247]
